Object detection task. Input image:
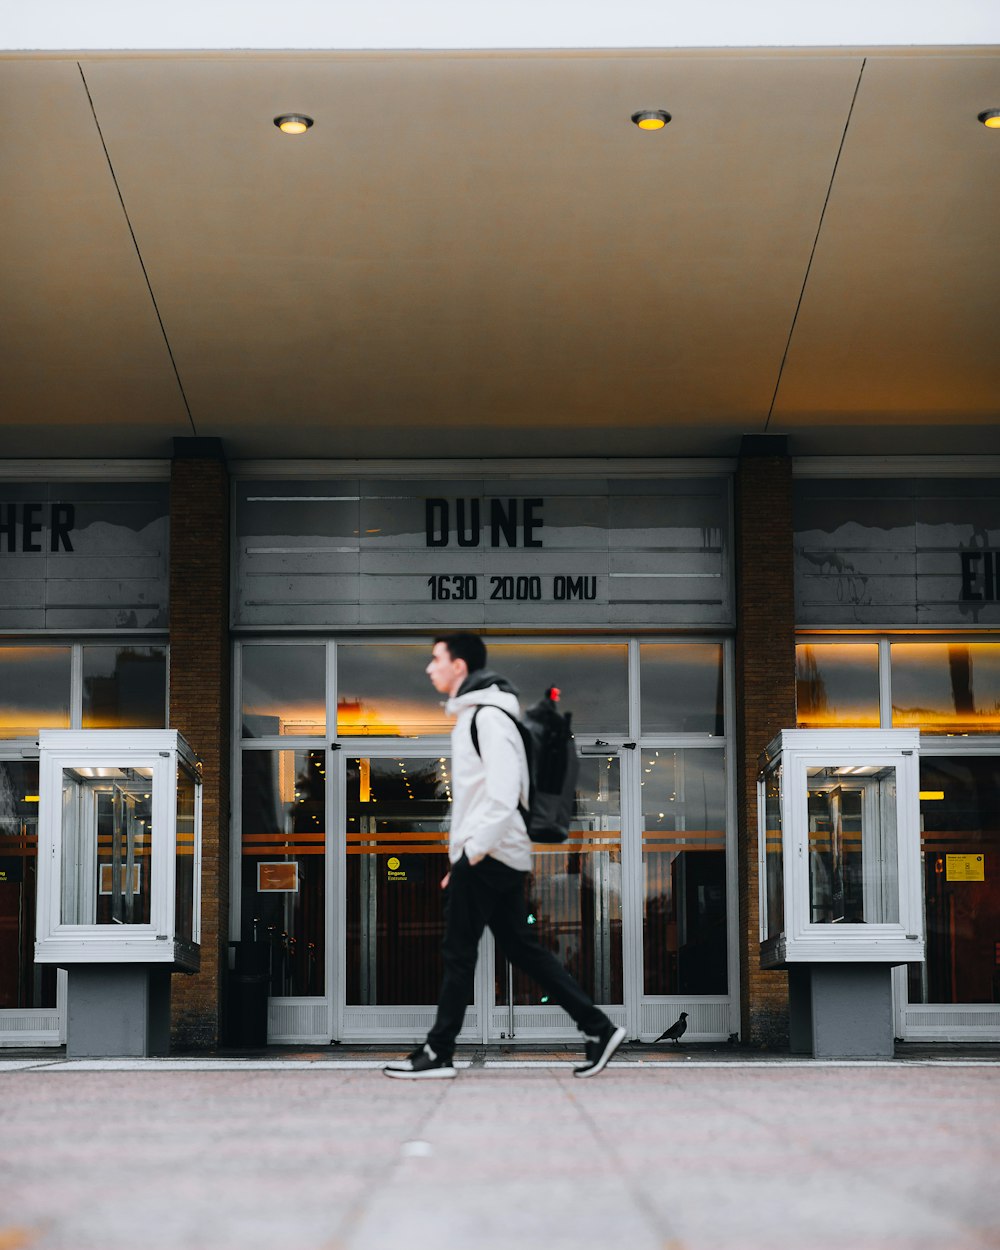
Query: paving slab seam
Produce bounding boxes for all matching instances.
[554,1067,681,1248]
[337,1074,461,1250]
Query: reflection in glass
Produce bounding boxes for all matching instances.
[60,766,154,925]
[497,757,623,1006]
[807,765,898,925]
[241,750,326,996]
[82,646,167,729]
[0,647,70,738]
[0,762,56,1008]
[892,643,1000,733]
[909,756,1000,1006]
[641,750,727,995]
[640,644,724,735]
[488,644,628,736]
[338,646,450,737]
[345,756,451,1004]
[338,642,629,738]
[175,765,196,945]
[242,644,326,738]
[796,644,880,728]
[764,765,784,943]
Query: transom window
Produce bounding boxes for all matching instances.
[796,639,1000,734]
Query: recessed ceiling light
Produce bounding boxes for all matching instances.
[979,109,1000,129]
[274,114,314,135]
[631,109,671,131]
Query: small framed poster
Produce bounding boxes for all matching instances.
[257,862,299,892]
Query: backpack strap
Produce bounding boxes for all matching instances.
[469,704,519,757]
[468,706,531,823]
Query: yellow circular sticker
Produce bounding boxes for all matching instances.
[387,857,400,871]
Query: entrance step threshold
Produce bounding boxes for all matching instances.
[3,1041,1000,1070]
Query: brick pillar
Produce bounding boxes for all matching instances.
[735,434,796,1047]
[169,437,229,1048]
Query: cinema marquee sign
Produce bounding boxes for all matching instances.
[793,477,1000,626]
[234,476,732,629]
[0,484,169,631]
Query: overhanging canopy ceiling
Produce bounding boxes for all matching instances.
[1,48,998,459]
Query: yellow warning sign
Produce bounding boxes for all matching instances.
[946,854,985,882]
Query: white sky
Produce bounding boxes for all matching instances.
[3,0,999,51]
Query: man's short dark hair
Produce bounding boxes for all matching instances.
[435,633,487,673]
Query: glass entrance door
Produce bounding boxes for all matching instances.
[340,751,483,1041]
[339,750,626,1042]
[0,758,61,1044]
[898,754,1000,1038]
[491,753,624,1039]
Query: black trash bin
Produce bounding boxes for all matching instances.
[227,941,270,1048]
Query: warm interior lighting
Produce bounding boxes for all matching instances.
[274,114,314,135]
[631,109,671,131]
[978,109,1000,128]
[919,791,945,801]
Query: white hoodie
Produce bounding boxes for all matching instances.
[445,678,531,872]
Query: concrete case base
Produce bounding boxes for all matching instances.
[65,966,173,1058]
[788,963,895,1059]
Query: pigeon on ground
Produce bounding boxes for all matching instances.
[655,1012,688,1044]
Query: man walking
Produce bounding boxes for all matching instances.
[384,633,626,1080]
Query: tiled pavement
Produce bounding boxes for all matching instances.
[1,1045,998,1250]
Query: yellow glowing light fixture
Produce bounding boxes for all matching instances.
[632,109,671,131]
[919,790,945,801]
[274,114,314,135]
[978,109,1000,128]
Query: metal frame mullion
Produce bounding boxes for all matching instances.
[879,638,893,729]
[69,644,83,729]
[620,736,643,1039]
[621,640,644,1038]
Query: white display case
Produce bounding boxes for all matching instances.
[35,730,202,971]
[758,729,925,968]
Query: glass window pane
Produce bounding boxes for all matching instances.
[338,642,629,738]
[892,643,1000,733]
[498,756,623,1006]
[82,646,167,729]
[345,755,451,1004]
[641,644,724,735]
[806,765,898,925]
[0,761,56,1008]
[242,644,326,738]
[796,644,880,728]
[0,646,70,738]
[175,765,196,945]
[642,749,728,995]
[908,756,1000,1006]
[338,645,451,737]
[488,643,628,737]
[241,749,326,996]
[764,764,784,943]
[60,766,154,926]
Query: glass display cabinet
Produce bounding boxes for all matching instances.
[757,729,924,1057]
[34,730,202,1056]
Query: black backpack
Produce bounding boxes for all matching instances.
[470,687,580,844]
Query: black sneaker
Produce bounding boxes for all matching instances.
[573,1024,626,1078]
[383,1043,457,1080]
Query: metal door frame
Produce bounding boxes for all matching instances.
[0,748,66,1047]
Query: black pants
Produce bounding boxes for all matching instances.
[427,852,610,1059]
